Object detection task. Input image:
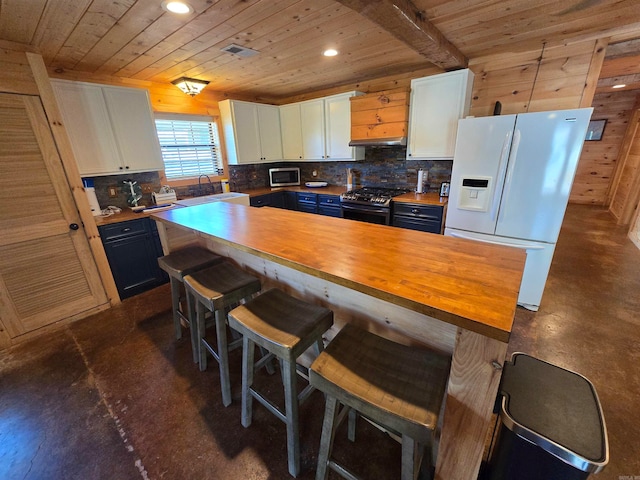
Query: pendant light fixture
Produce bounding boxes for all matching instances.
[171,77,209,96]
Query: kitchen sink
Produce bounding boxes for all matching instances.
[175,192,250,207]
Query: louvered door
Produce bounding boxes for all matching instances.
[0,93,107,338]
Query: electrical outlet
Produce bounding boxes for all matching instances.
[108,186,118,198]
[141,183,154,194]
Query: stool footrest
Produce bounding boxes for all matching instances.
[329,461,361,480]
[250,388,287,423]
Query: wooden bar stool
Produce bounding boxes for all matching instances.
[310,323,451,480]
[227,288,334,477]
[183,261,261,407]
[157,246,223,362]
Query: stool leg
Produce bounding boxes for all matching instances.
[316,395,340,480]
[401,434,420,480]
[170,277,182,340]
[283,358,300,477]
[215,308,232,407]
[197,301,208,371]
[347,408,357,442]
[185,288,199,364]
[241,336,256,428]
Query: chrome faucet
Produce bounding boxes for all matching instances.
[198,174,212,195]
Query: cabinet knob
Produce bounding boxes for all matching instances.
[69,223,79,230]
[122,227,131,233]
[119,166,123,170]
[125,165,130,169]
[411,208,420,214]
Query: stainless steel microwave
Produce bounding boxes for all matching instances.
[269,167,300,187]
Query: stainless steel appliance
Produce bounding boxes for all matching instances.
[269,167,300,187]
[340,187,409,225]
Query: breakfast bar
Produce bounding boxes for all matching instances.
[152,202,526,480]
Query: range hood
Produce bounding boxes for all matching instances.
[349,89,409,148]
[349,136,407,147]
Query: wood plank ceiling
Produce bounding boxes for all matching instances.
[0,0,639,100]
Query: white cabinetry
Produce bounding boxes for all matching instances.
[300,99,326,160]
[219,99,283,164]
[51,79,164,176]
[297,92,364,161]
[407,69,474,160]
[280,103,304,160]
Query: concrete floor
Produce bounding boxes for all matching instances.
[0,204,638,480]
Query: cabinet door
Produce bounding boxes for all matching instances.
[325,93,356,160]
[280,104,303,160]
[250,193,272,207]
[102,86,164,174]
[51,80,121,175]
[257,104,283,161]
[230,101,262,164]
[102,232,165,300]
[300,99,326,160]
[407,69,474,160]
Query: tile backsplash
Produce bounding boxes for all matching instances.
[89,147,452,210]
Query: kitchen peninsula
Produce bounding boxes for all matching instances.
[152,202,525,480]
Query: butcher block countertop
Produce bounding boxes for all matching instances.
[152,202,524,342]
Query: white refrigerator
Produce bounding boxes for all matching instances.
[444,108,593,311]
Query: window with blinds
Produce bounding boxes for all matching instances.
[154,115,223,179]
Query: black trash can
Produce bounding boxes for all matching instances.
[487,353,609,480]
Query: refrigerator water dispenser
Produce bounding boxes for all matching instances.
[458,177,492,212]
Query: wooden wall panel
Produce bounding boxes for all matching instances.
[469,40,597,116]
[571,90,639,205]
[609,110,640,222]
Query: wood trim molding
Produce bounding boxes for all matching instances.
[580,38,609,108]
[334,0,467,70]
[608,104,640,215]
[26,52,121,305]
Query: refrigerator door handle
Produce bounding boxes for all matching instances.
[499,128,521,211]
[448,231,546,250]
[491,130,514,221]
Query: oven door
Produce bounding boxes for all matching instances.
[341,203,390,225]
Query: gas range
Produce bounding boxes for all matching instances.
[340,187,410,207]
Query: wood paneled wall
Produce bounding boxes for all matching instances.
[609,99,640,223]
[468,40,602,116]
[571,90,639,205]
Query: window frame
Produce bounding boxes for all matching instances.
[154,113,227,187]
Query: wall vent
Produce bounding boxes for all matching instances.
[220,44,259,58]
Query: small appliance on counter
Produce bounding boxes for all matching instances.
[82,178,102,216]
[269,167,300,187]
[152,185,177,204]
[416,169,428,193]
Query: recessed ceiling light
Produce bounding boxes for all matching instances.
[612,84,626,89]
[162,1,193,14]
[323,49,338,57]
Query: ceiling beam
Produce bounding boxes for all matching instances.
[334,0,467,70]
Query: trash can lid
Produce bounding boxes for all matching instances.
[499,353,609,473]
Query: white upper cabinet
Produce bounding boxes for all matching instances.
[51,79,164,176]
[300,99,326,160]
[407,69,474,160]
[219,99,283,164]
[325,93,363,160]
[280,104,304,160]
[296,92,364,162]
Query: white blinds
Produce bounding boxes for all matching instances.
[155,118,223,179]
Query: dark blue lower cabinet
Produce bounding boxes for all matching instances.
[99,218,168,300]
[318,194,342,218]
[392,203,444,234]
